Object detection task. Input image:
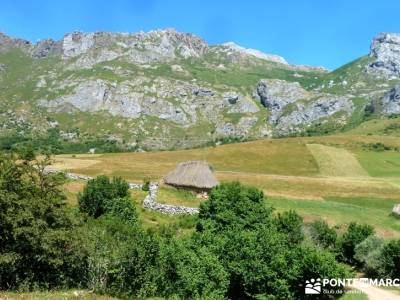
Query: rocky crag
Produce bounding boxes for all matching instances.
[0,29,399,151]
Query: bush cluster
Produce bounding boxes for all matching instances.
[308,219,400,279]
[1,153,399,299]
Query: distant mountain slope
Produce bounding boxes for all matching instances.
[0,29,399,152]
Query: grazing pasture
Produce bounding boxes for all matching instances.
[56,132,400,237]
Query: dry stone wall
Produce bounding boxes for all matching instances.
[46,169,198,215]
[143,182,199,215]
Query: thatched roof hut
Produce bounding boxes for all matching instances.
[164,161,219,191]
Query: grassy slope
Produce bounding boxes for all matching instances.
[345,117,400,137]
[306,144,368,177]
[1,48,399,150]
[56,131,400,237]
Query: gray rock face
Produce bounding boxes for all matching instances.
[255,79,310,124]
[226,97,260,114]
[276,96,353,134]
[223,92,239,104]
[216,117,257,137]
[218,42,288,64]
[32,39,62,58]
[62,32,100,58]
[0,32,31,52]
[61,29,208,67]
[193,88,214,97]
[255,79,354,134]
[381,85,400,114]
[368,32,400,76]
[39,80,192,125]
[256,79,309,110]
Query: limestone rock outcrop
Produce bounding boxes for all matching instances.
[381,85,400,114]
[368,32,400,77]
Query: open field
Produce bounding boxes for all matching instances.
[344,117,400,137]
[306,144,368,177]
[267,197,400,237]
[56,133,400,237]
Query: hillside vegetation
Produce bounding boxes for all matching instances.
[1,30,400,152]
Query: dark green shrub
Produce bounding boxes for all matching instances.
[78,176,130,218]
[363,142,391,152]
[0,154,84,289]
[16,143,36,161]
[364,102,375,117]
[104,197,138,226]
[338,222,374,265]
[309,220,338,251]
[80,215,162,297]
[275,210,304,244]
[142,179,150,192]
[354,235,385,276]
[197,181,273,232]
[162,237,229,299]
[193,182,349,299]
[380,239,400,278]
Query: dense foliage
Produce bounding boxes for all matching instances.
[78,175,131,219]
[380,239,400,278]
[354,235,385,276]
[309,220,338,251]
[0,154,84,289]
[1,155,399,299]
[0,129,134,155]
[337,222,374,265]
[193,182,349,299]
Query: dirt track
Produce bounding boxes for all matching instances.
[351,282,400,300]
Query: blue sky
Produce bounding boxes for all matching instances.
[0,0,399,69]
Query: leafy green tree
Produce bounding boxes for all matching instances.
[275,210,304,244]
[104,196,138,226]
[142,179,150,192]
[80,215,162,298]
[16,143,36,161]
[160,236,229,299]
[193,182,349,299]
[197,181,273,232]
[309,220,338,251]
[78,175,130,218]
[380,239,400,278]
[354,235,385,275]
[338,222,374,265]
[0,154,84,289]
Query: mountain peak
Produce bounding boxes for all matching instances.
[61,29,209,61]
[0,32,31,52]
[221,41,288,64]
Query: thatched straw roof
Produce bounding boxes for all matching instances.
[164,161,219,190]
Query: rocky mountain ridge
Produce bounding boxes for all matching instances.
[0,29,399,151]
